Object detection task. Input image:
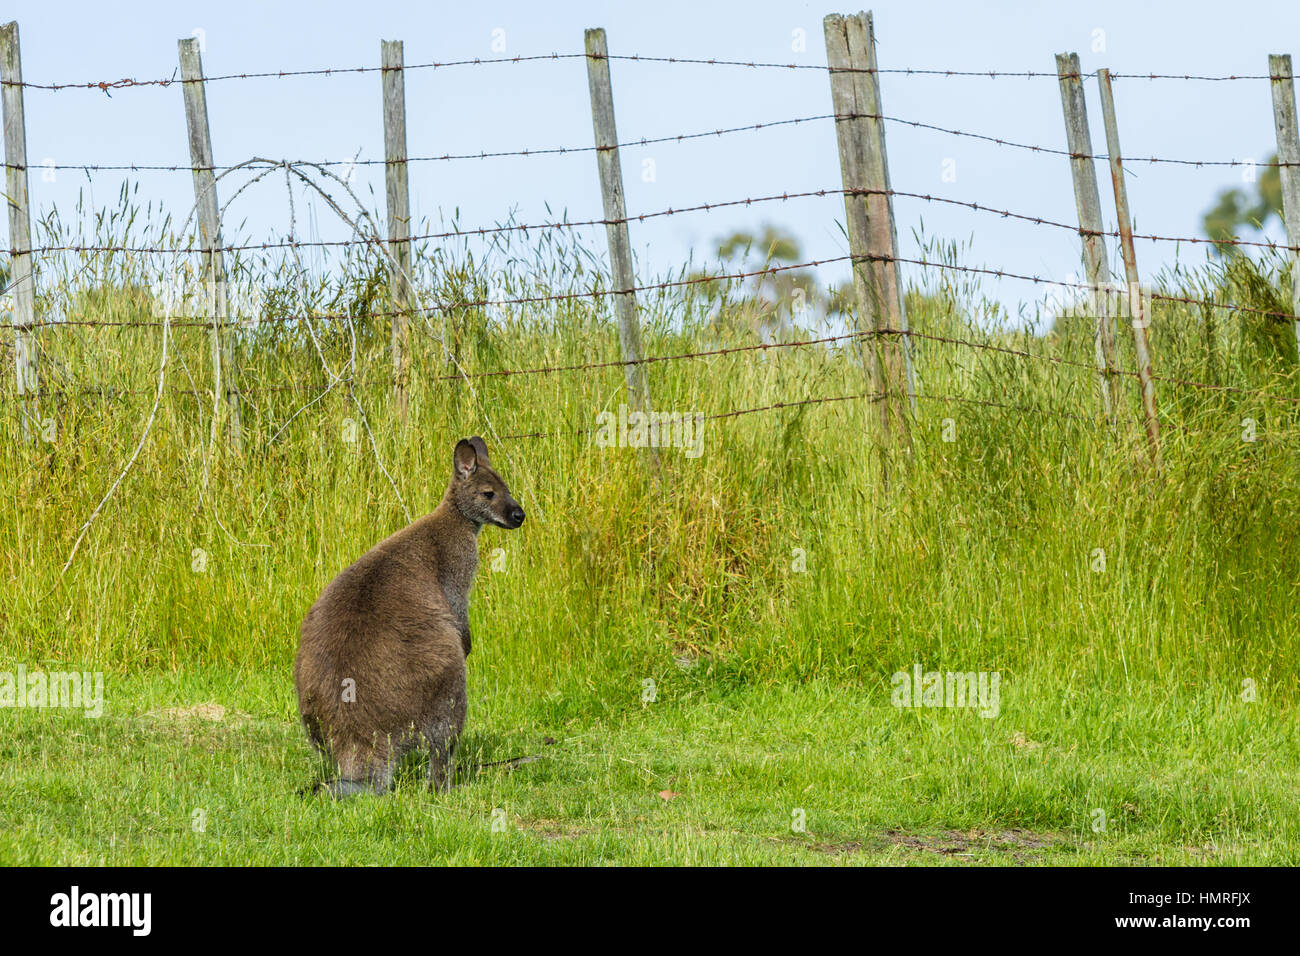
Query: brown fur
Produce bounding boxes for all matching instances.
[294,436,524,796]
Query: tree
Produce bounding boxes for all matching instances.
[1201,153,1284,254]
[692,224,827,336]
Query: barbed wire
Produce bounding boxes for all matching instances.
[5,188,843,255]
[9,242,1300,335]
[872,113,1300,168]
[18,314,1296,411]
[0,49,1277,93]
[879,327,1300,406]
[603,60,1275,83]
[14,330,873,399]
[8,110,1295,182]
[9,228,1300,341]
[885,188,1300,253]
[0,54,590,92]
[498,388,1105,441]
[0,254,858,330]
[425,330,874,383]
[6,47,1300,440]
[601,61,1273,83]
[11,182,1300,259]
[0,111,851,175]
[886,326,1104,375]
[498,390,882,440]
[879,254,1300,327]
[4,185,860,257]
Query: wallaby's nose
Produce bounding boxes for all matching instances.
[510,507,526,526]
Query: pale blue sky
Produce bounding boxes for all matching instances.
[9,0,1300,323]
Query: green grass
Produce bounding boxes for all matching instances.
[2,192,1300,864]
[1,668,1295,865]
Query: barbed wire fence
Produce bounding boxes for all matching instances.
[2,10,1300,483]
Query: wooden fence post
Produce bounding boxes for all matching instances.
[824,11,914,447]
[1056,52,1121,422]
[382,39,411,426]
[584,28,653,429]
[1268,53,1300,361]
[179,37,241,452]
[0,21,38,443]
[1097,69,1161,471]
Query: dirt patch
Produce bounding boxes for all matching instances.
[877,828,1059,863]
[517,817,595,841]
[1009,731,1043,752]
[792,828,1061,864]
[147,702,250,723]
[136,702,259,751]
[805,840,864,855]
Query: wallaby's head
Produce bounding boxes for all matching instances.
[449,436,525,530]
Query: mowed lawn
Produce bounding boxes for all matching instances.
[0,667,1295,865]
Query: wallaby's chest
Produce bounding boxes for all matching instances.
[437,547,478,623]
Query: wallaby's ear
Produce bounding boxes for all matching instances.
[467,435,490,466]
[453,439,479,480]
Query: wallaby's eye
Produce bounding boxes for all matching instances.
[482,490,495,499]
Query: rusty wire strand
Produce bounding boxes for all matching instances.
[1,112,853,174]
[498,389,1099,441]
[0,50,1276,93]
[11,245,1300,331]
[875,254,1300,327]
[9,109,1296,177]
[19,316,1298,410]
[20,329,876,398]
[877,327,1300,406]
[9,183,1300,258]
[0,254,856,329]
[6,186,852,255]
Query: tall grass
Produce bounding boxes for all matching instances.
[3,183,1299,727]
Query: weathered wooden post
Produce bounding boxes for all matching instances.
[824,11,915,448]
[584,28,653,427]
[1097,69,1161,471]
[1056,52,1121,422]
[382,39,412,425]
[0,21,38,442]
[179,36,241,452]
[1268,53,1300,361]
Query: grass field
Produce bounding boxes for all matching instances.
[2,205,1299,865]
[3,670,1296,864]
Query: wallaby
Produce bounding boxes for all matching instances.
[294,436,524,797]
